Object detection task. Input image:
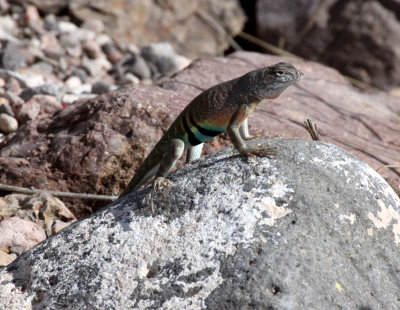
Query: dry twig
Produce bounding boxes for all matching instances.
[0,183,117,201]
[304,118,320,141]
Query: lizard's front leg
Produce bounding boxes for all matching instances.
[228,106,278,157]
[240,118,275,141]
[150,139,185,213]
[239,118,261,140]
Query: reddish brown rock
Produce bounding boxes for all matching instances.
[15,98,40,122]
[0,52,399,218]
[254,0,400,89]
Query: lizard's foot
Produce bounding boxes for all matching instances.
[150,177,172,214]
[242,143,279,158]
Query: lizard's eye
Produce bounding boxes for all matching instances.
[275,70,285,76]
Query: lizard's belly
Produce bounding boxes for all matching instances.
[181,120,227,147]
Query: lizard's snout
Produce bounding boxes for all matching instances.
[296,70,304,81]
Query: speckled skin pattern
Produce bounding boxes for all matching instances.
[119,62,303,197]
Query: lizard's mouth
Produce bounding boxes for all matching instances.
[295,70,304,82]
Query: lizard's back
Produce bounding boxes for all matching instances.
[162,77,239,148]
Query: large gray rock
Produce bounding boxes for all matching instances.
[1,139,400,309]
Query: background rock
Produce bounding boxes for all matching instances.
[141,42,191,76]
[254,0,400,89]
[0,216,46,250]
[0,140,399,309]
[0,194,76,238]
[67,0,246,58]
[0,113,17,132]
[0,52,399,218]
[28,0,68,14]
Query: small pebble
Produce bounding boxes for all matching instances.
[121,73,140,84]
[82,42,101,59]
[101,42,123,64]
[65,76,82,91]
[24,5,40,26]
[44,14,58,31]
[5,77,22,94]
[0,102,14,116]
[67,83,92,95]
[118,54,151,79]
[3,92,24,110]
[82,55,111,77]
[16,99,40,122]
[62,93,96,105]
[92,81,112,94]
[27,94,62,114]
[58,21,78,33]
[141,42,191,75]
[0,112,18,132]
[82,19,104,33]
[0,96,9,105]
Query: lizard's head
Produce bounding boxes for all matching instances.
[239,62,303,100]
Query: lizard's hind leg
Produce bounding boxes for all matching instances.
[150,139,185,213]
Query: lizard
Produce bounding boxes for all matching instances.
[119,62,303,212]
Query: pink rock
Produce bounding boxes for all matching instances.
[16,99,40,122]
[5,77,22,94]
[0,217,46,250]
[24,5,40,26]
[41,32,64,59]
[52,219,75,234]
[28,94,62,115]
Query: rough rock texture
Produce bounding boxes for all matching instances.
[0,112,18,132]
[0,52,399,218]
[0,250,16,267]
[0,217,46,250]
[255,0,400,89]
[1,139,400,309]
[67,0,245,58]
[0,194,76,238]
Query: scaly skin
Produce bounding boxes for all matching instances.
[119,62,304,212]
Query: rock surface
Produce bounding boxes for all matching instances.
[0,250,16,267]
[0,194,76,238]
[0,0,197,134]
[1,139,399,309]
[67,0,245,58]
[255,0,400,89]
[0,52,399,218]
[0,113,18,133]
[0,217,46,251]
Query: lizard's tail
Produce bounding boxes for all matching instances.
[118,161,160,198]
